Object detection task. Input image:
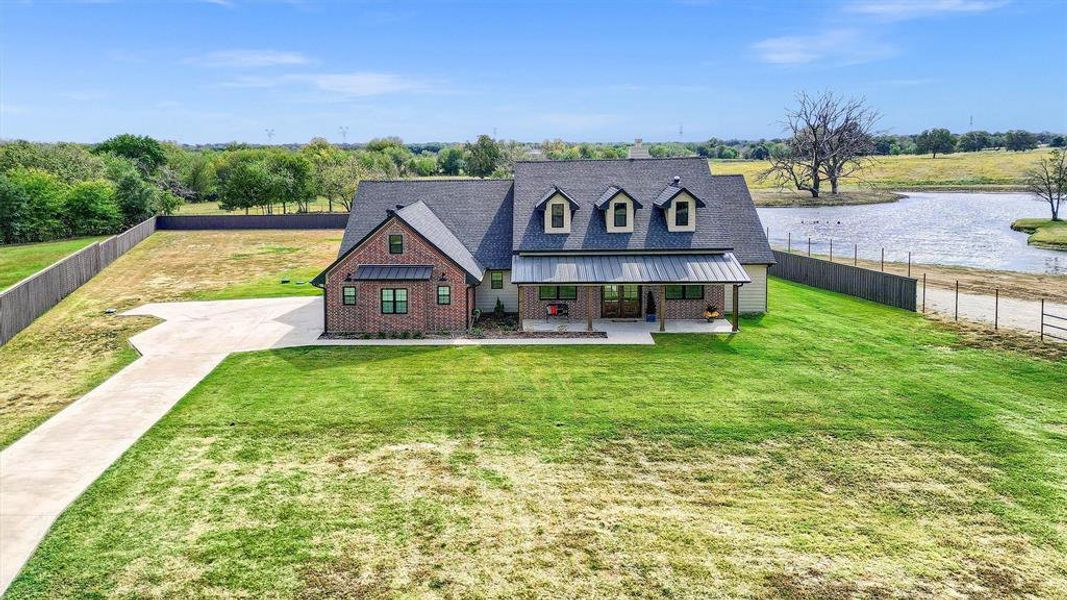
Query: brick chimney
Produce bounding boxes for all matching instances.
[628,138,650,159]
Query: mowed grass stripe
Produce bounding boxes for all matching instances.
[8,279,1066,598]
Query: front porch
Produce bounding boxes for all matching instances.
[523,317,735,339]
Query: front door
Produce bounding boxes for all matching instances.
[602,285,641,319]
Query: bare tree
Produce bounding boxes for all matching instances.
[760,91,878,198]
[820,97,878,194]
[1024,148,1066,221]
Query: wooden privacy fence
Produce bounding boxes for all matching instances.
[156,213,348,230]
[769,250,917,311]
[0,218,157,346]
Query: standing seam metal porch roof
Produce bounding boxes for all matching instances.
[353,265,434,280]
[510,254,751,284]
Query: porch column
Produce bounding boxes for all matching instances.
[659,285,666,332]
[731,284,740,332]
[517,285,524,331]
[586,286,593,332]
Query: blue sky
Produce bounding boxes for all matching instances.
[1,0,1065,144]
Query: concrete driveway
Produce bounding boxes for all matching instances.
[1,295,687,592]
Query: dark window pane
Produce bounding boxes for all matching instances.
[551,203,565,229]
[388,234,403,254]
[539,286,557,300]
[622,286,639,301]
[684,285,704,299]
[490,271,503,289]
[613,203,627,228]
[675,201,689,227]
[665,285,683,299]
[396,300,408,314]
[437,286,451,305]
[381,288,394,313]
[602,285,619,301]
[342,286,357,306]
[559,286,577,300]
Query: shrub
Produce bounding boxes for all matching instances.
[494,297,505,315]
[5,168,69,241]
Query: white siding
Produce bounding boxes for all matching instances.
[724,264,768,313]
[476,270,519,313]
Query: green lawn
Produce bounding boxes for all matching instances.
[0,237,106,291]
[1012,218,1067,250]
[0,231,342,449]
[9,280,1066,598]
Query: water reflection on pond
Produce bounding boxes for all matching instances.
[756,192,1065,275]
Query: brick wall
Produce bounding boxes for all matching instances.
[517,284,727,320]
[324,218,469,333]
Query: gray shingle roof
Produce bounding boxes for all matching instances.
[512,158,774,264]
[393,201,484,282]
[653,183,705,208]
[594,186,642,209]
[511,253,750,284]
[338,179,513,269]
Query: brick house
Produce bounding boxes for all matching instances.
[312,156,774,335]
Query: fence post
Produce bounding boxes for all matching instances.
[829,239,833,263]
[1041,299,1045,342]
[955,280,959,321]
[907,252,912,278]
[807,237,811,257]
[854,244,857,266]
[922,273,926,313]
[994,288,999,330]
[881,248,885,272]
[787,232,791,253]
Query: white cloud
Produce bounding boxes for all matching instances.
[752,30,897,66]
[221,72,429,98]
[845,0,1007,21]
[186,49,311,68]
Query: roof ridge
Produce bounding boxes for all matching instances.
[362,178,513,184]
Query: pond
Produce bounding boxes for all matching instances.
[756,191,1065,275]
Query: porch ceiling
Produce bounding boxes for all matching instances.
[510,253,750,285]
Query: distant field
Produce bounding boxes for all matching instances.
[0,237,107,291]
[713,149,1047,191]
[0,230,341,449]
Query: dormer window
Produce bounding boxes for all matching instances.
[675,200,690,227]
[596,186,640,234]
[537,186,578,234]
[654,179,704,233]
[551,203,565,229]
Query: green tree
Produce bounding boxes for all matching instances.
[915,128,956,158]
[5,168,70,241]
[216,154,274,214]
[0,140,107,184]
[114,171,160,226]
[465,135,502,178]
[438,146,466,175]
[93,134,167,175]
[0,174,31,244]
[1004,130,1038,152]
[64,180,121,236]
[1051,136,1066,148]
[955,130,992,152]
[406,152,437,177]
[315,155,363,212]
[266,153,314,213]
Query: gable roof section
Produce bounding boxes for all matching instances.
[512,157,774,263]
[534,185,580,210]
[594,186,642,210]
[393,201,485,282]
[653,183,706,208]
[337,179,513,270]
